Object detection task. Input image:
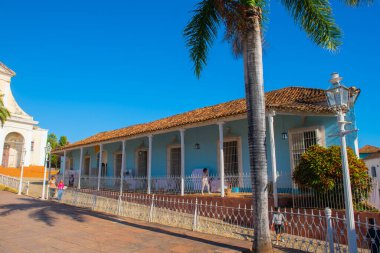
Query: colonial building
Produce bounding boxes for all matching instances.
[0,62,48,167]
[54,80,359,202]
[361,146,380,209]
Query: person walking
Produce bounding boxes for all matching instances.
[366,218,380,253]
[48,176,57,199]
[271,207,287,244]
[201,168,210,195]
[57,180,65,201]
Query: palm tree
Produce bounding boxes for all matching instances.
[184,0,371,251]
[0,94,10,126]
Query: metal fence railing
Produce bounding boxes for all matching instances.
[60,188,380,252]
[66,173,254,194]
[63,173,379,212]
[0,173,29,195]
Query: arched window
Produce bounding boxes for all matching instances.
[2,132,25,168]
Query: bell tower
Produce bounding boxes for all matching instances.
[0,62,48,167]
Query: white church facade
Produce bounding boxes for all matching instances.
[0,62,48,168]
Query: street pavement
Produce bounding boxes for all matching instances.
[0,191,253,253]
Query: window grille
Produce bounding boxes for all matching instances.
[371,166,377,178]
[115,154,122,178]
[66,158,73,171]
[169,147,181,176]
[224,140,239,176]
[137,150,148,177]
[97,152,107,176]
[290,130,318,169]
[84,157,90,176]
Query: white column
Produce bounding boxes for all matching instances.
[268,112,278,207]
[147,135,153,194]
[119,140,126,195]
[78,147,83,189]
[338,112,358,253]
[17,149,26,195]
[23,132,32,167]
[62,150,67,183]
[41,151,48,200]
[354,135,359,158]
[97,144,103,191]
[180,129,185,196]
[218,122,225,197]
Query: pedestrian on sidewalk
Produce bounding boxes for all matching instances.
[271,207,287,244]
[57,180,65,200]
[48,176,57,199]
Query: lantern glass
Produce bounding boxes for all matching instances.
[326,84,350,109]
[281,132,288,140]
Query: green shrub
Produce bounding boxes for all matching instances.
[293,145,372,209]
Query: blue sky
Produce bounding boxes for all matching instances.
[0,1,379,147]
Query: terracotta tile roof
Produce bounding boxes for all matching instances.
[57,87,334,151]
[359,145,380,154]
[363,151,380,160]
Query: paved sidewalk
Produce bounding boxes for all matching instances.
[0,191,253,253]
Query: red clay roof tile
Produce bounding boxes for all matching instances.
[57,87,334,151]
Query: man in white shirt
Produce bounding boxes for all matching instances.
[271,207,287,244]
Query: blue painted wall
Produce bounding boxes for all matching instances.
[70,113,358,187]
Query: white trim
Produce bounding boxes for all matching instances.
[120,140,126,194]
[218,122,225,197]
[166,143,181,176]
[180,129,185,196]
[97,144,103,191]
[78,147,83,189]
[267,112,278,207]
[147,135,153,194]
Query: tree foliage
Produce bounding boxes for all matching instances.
[47,133,69,168]
[59,136,68,147]
[47,133,58,149]
[293,145,372,208]
[0,94,10,126]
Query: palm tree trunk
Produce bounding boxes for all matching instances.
[243,7,272,252]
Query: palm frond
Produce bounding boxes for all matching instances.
[281,0,342,51]
[184,0,222,78]
[341,0,373,7]
[0,94,10,127]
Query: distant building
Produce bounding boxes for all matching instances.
[362,147,380,209]
[0,62,48,167]
[359,145,380,159]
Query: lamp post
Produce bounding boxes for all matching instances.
[41,143,52,200]
[17,147,26,195]
[326,72,359,253]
